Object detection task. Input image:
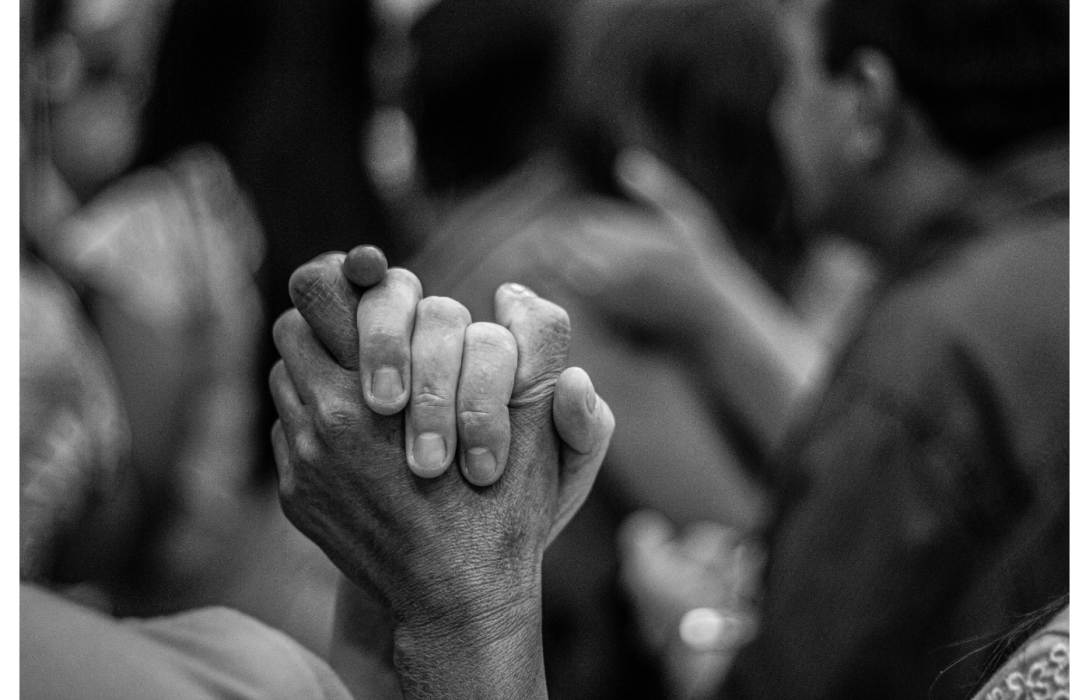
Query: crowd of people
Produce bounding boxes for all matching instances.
[20,0,1069,698]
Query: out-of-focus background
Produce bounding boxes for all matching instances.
[25,0,1066,697]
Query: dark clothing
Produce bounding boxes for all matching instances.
[724,140,1069,700]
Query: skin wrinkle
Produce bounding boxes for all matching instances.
[273,253,608,699]
[284,373,550,625]
[458,406,506,424]
[290,266,362,369]
[507,330,570,407]
[465,334,518,357]
[314,400,363,441]
[413,388,454,410]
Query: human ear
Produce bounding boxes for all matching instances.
[842,48,899,165]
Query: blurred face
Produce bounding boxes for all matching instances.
[33,0,174,196]
[769,0,857,233]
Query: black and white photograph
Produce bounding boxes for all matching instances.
[17,0,1072,697]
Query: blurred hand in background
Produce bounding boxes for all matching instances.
[618,510,764,700]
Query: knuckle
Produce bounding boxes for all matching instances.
[457,401,502,429]
[413,385,455,410]
[277,469,297,502]
[294,432,322,466]
[417,296,471,327]
[314,397,361,436]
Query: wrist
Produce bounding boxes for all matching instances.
[393,585,547,700]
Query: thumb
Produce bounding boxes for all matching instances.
[549,366,615,545]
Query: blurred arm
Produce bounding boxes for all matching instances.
[679,251,827,454]
[563,295,770,529]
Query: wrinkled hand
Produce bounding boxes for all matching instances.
[269,246,614,634]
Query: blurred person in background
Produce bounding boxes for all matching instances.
[20,250,397,699]
[402,1,657,698]
[399,0,852,696]
[270,0,1067,696]
[21,0,345,665]
[405,0,876,696]
[542,2,874,693]
[137,0,402,314]
[23,0,264,600]
[557,0,1068,696]
[135,0,403,490]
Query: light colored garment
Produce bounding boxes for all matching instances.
[21,584,353,700]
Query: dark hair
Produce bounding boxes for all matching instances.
[559,0,803,290]
[30,0,66,45]
[407,0,579,193]
[968,593,1069,694]
[821,0,1069,161]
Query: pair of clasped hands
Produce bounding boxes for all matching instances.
[269,244,614,695]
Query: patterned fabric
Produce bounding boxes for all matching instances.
[972,606,1069,700]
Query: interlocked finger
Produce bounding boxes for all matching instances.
[357,268,424,415]
[456,322,518,486]
[493,283,571,407]
[405,296,472,478]
[273,309,343,406]
[270,420,296,497]
[289,252,364,369]
[269,359,306,425]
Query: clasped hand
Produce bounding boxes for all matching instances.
[269,246,614,637]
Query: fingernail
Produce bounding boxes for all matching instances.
[506,283,535,296]
[585,383,598,413]
[465,447,497,484]
[413,432,446,472]
[371,367,403,403]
